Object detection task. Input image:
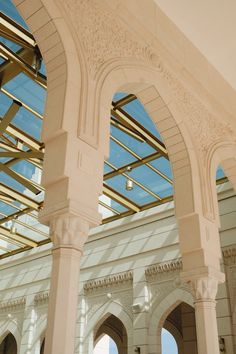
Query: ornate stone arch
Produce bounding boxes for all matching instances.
[96,61,201,220]
[148,288,193,354]
[12,0,85,140]
[206,141,236,224]
[164,319,184,353]
[83,301,132,354]
[0,320,21,350]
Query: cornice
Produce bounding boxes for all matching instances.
[222,247,236,266]
[0,297,26,312]
[34,291,49,305]
[145,259,183,278]
[84,270,133,293]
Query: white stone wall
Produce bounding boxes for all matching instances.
[0,184,235,354]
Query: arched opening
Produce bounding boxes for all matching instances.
[0,333,17,354]
[93,314,127,354]
[161,328,178,354]
[160,302,197,354]
[99,91,174,223]
[94,334,118,354]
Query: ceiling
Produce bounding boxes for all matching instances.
[0,2,227,259]
[154,0,236,91]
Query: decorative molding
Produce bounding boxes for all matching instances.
[50,214,89,249]
[61,0,152,77]
[60,0,234,163]
[34,291,49,305]
[84,270,133,293]
[0,297,26,312]
[191,277,218,301]
[145,259,183,278]
[223,247,236,266]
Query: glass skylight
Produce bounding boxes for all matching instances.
[0,3,228,258]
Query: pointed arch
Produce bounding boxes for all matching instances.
[0,321,21,351]
[96,61,202,220]
[82,301,133,354]
[148,288,194,354]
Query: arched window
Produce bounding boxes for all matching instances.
[0,333,17,354]
[94,334,118,354]
[161,328,178,354]
[93,314,127,354]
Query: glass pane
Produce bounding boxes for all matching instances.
[108,139,137,168]
[105,175,156,205]
[216,166,225,179]
[0,1,29,29]
[149,157,173,179]
[111,124,155,158]
[3,73,46,115]
[129,165,173,198]
[123,98,163,140]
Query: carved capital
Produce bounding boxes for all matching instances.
[50,214,90,250]
[191,277,218,301]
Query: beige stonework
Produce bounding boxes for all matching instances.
[4,1,236,353]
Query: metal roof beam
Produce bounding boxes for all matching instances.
[0,11,36,49]
[0,43,46,88]
[111,106,168,158]
[1,183,41,210]
[0,162,41,194]
[103,184,140,212]
[0,225,37,247]
[0,100,21,136]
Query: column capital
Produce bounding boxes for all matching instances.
[181,268,225,301]
[50,213,90,251]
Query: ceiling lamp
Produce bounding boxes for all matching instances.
[126,166,133,191]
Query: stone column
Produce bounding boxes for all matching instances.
[190,276,221,354]
[132,268,149,354]
[44,214,90,354]
[178,213,225,354]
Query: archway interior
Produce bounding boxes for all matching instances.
[162,328,178,354]
[94,335,118,354]
[94,314,127,354]
[0,333,17,354]
[162,302,197,354]
[0,3,228,258]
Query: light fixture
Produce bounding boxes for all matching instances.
[219,337,226,352]
[10,217,17,234]
[126,166,133,191]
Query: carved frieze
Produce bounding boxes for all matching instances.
[0,297,26,312]
[84,270,133,294]
[34,291,49,305]
[145,259,183,281]
[223,247,236,266]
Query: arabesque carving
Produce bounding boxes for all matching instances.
[34,291,49,305]
[50,214,89,249]
[60,0,233,159]
[191,277,218,301]
[84,270,133,293]
[223,247,236,265]
[145,259,183,279]
[0,297,26,312]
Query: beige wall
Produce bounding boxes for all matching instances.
[0,183,235,353]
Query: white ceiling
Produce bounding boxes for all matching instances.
[154,0,236,91]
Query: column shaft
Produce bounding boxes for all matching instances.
[194,300,219,354]
[44,247,82,354]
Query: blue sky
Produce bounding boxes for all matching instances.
[108,329,178,354]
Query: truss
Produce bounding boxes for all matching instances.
[0,11,228,258]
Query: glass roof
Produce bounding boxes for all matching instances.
[0,3,227,258]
